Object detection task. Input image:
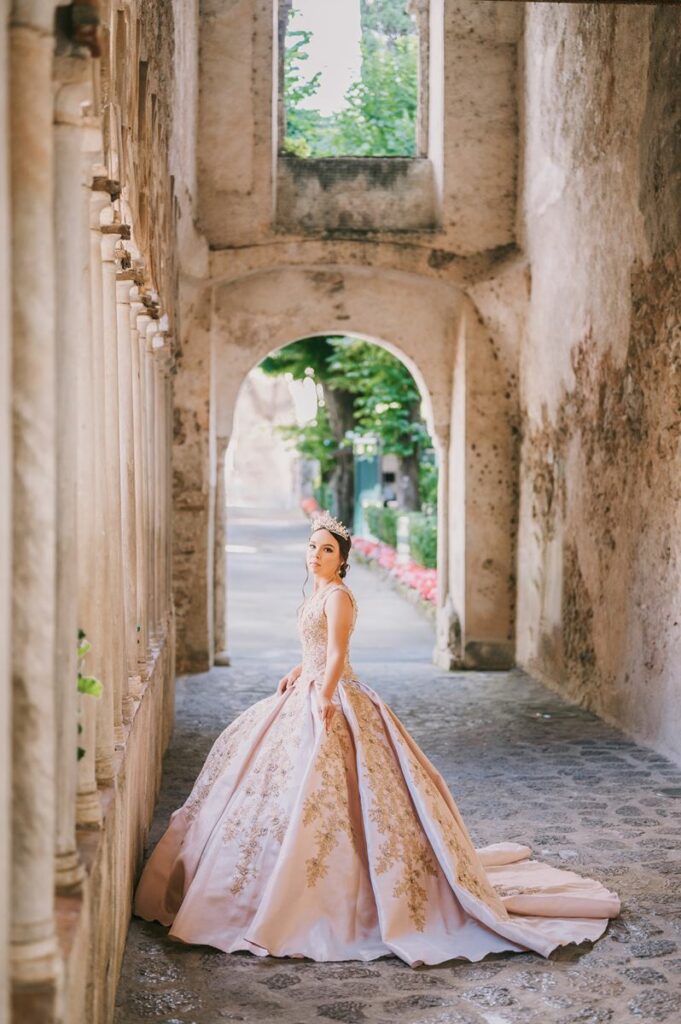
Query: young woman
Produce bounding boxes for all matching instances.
[133,511,620,967]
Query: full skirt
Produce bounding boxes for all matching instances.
[133,677,621,967]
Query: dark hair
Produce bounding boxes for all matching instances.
[299,528,352,610]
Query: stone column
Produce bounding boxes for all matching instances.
[433,424,459,669]
[74,142,104,829]
[0,5,11,1018]
[9,9,61,992]
[163,358,173,623]
[116,277,142,701]
[130,299,147,671]
[145,319,159,641]
[90,185,115,782]
[53,57,92,891]
[173,309,214,672]
[100,215,127,744]
[153,341,164,639]
[136,310,153,665]
[438,303,516,670]
[214,437,230,664]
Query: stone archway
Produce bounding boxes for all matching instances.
[173,264,519,676]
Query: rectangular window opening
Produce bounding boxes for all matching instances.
[277,0,429,160]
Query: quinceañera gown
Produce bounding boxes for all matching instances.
[134,582,621,967]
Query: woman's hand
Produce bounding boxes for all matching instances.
[318,693,337,733]
[276,665,301,695]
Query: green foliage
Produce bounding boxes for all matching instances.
[418,457,438,513]
[360,0,414,41]
[78,674,103,698]
[282,21,325,158]
[327,339,431,458]
[261,335,437,514]
[328,36,418,157]
[365,504,398,547]
[260,337,338,381]
[313,481,334,514]
[77,629,102,761]
[408,512,437,568]
[282,1,418,158]
[275,401,338,481]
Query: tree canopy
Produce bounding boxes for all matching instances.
[282,1,418,158]
[260,336,434,518]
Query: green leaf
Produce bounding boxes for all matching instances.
[78,674,103,698]
[77,640,92,659]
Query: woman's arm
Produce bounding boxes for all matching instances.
[319,590,353,724]
[276,661,302,694]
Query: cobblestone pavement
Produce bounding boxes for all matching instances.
[115,509,681,1024]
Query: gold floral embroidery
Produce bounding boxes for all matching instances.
[344,687,439,932]
[222,686,304,895]
[493,884,545,899]
[183,697,274,824]
[297,584,358,683]
[302,711,360,886]
[402,749,509,919]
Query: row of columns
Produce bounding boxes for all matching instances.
[8,41,175,1005]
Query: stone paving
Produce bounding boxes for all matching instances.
[114,509,681,1024]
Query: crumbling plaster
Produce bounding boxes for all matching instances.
[516,4,681,764]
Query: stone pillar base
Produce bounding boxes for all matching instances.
[95,752,115,784]
[214,649,231,667]
[460,640,515,670]
[54,849,85,894]
[76,790,102,829]
[433,596,461,670]
[12,980,62,1024]
[10,931,61,988]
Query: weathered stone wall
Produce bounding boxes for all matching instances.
[516,4,681,764]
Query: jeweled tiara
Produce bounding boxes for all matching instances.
[310,510,351,541]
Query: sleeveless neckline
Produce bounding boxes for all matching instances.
[302,582,352,609]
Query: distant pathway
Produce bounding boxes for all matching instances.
[115,507,681,1024]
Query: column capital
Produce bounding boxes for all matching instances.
[115,279,134,304]
[136,312,153,339]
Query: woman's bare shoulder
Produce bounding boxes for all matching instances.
[323,584,356,613]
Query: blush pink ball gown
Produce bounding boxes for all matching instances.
[133,582,621,967]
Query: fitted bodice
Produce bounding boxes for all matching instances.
[297,583,358,684]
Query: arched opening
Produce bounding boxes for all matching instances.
[220,332,441,671]
[220,331,438,655]
[173,265,519,678]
